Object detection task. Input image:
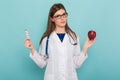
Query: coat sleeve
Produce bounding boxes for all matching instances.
[29,37,48,68]
[73,36,88,69]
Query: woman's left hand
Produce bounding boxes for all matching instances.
[84,36,96,49]
[82,36,96,54]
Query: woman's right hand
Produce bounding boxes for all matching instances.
[24,39,35,54]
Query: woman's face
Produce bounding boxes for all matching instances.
[51,9,68,28]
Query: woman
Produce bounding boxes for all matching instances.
[24,3,96,80]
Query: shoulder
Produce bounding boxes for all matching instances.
[72,32,80,40]
[40,36,47,46]
[75,33,80,43]
[40,34,52,46]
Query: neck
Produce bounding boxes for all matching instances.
[54,26,66,33]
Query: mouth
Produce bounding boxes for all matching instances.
[61,21,65,24]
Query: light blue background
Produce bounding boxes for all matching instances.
[0,0,120,80]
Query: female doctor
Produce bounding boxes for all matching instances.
[24,3,96,80]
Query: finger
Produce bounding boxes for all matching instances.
[25,43,32,48]
[24,40,31,48]
[92,38,96,43]
[85,36,90,42]
[24,39,31,45]
[28,44,32,47]
[24,39,30,43]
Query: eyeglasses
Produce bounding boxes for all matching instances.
[53,12,68,19]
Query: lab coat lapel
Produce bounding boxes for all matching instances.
[62,33,69,44]
[51,31,68,45]
[52,31,61,44]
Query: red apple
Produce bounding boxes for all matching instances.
[88,30,96,40]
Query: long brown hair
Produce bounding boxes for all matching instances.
[40,3,77,45]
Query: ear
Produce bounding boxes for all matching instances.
[50,17,55,22]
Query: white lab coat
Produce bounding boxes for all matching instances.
[29,31,88,80]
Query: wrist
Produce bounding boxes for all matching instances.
[82,46,88,55]
[83,45,88,50]
[30,47,35,55]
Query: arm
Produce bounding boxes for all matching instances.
[24,37,48,68]
[73,37,88,69]
[29,50,47,68]
[82,36,96,55]
[29,37,48,68]
[73,36,96,69]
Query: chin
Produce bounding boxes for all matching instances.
[58,24,66,28]
[61,23,66,27]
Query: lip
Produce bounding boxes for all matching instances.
[60,21,65,23]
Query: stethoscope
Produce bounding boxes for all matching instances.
[67,34,78,45]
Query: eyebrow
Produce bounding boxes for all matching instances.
[54,12,66,16]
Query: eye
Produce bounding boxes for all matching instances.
[62,13,66,16]
[55,15,61,18]
[53,12,68,19]
[62,13,68,17]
